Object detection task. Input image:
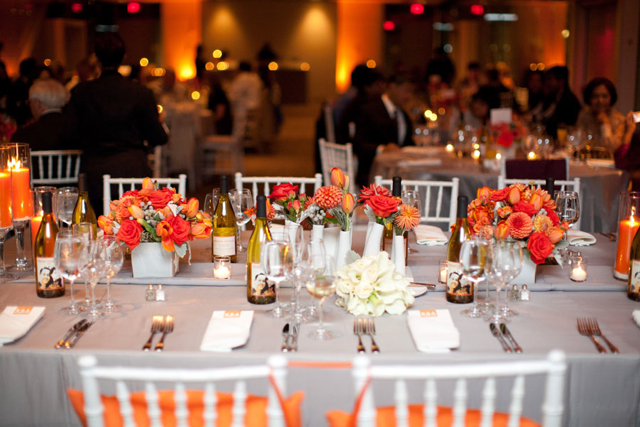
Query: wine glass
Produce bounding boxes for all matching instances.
[204,189,220,217]
[78,240,108,320]
[54,230,83,315]
[485,240,523,323]
[555,191,580,228]
[6,142,32,271]
[98,235,124,313]
[284,221,303,311]
[306,254,337,340]
[459,238,491,318]
[261,240,292,318]
[72,221,95,307]
[229,188,253,252]
[56,187,78,228]
[0,146,18,282]
[402,189,422,253]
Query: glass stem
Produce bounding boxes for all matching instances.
[106,277,112,305]
[472,280,479,311]
[317,298,325,333]
[14,223,27,266]
[236,225,243,251]
[84,282,91,304]
[0,236,5,274]
[90,282,97,315]
[69,279,76,309]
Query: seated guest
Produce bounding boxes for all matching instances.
[353,72,415,186]
[11,78,69,151]
[6,58,38,127]
[336,69,386,144]
[207,74,232,135]
[525,69,545,113]
[539,66,581,139]
[64,32,167,209]
[576,77,635,152]
[478,69,511,110]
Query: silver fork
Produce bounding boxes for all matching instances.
[588,318,619,353]
[353,317,365,353]
[577,318,607,354]
[154,315,174,352]
[143,315,165,351]
[364,317,380,353]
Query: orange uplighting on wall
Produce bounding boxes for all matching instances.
[161,0,201,82]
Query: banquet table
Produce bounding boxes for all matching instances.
[2,231,640,427]
[371,149,630,234]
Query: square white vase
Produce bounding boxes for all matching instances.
[131,243,180,278]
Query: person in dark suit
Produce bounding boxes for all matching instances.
[64,32,168,210]
[6,58,38,127]
[11,78,69,151]
[353,72,415,186]
[540,66,581,139]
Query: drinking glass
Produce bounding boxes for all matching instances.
[0,146,18,282]
[54,231,83,315]
[78,240,107,320]
[6,143,32,271]
[306,255,337,340]
[566,129,584,160]
[485,240,523,323]
[459,238,491,318]
[229,188,253,252]
[261,240,292,318]
[56,187,78,228]
[204,189,220,217]
[98,235,124,313]
[402,189,422,254]
[72,222,95,307]
[555,191,580,228]
[284,221,303,310]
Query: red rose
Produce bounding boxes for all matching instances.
[547,209,560,226]
[366,195,401,218]
[122,190,139,199]
[117,219,143,250]
[490,187,510,202]
[148,188,174,209]
[513,201,539,215]
[497,131,514,148]
[167,214,190,246]
[359,184,390,202]
[527,232,554,265]
[268,183,299,201]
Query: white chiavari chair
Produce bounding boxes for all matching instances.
[102,174,187,216]
[235,173,323,204]
[30,150,82,185]
[319,139,357,195]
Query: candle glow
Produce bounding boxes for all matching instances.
[8,158,32,220]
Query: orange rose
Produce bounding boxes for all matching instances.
[268,183,299,201]
[366,195,401,218]
[527,232,554,265]
[547,209,560,226]
[98,215,115,235]
[114,203,132,223]
[148,188,174,210]
[116,219,143,250]
[167,214,190,247]
[514,201,539,215]
[490,187,510,202]
[506,212,533,239]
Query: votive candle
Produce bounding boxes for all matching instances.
[0,172,12,228]
[615,216,640,277]
[10,163,32,220]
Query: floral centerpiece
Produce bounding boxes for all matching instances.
[98,177,211,259]
[490,121,527,149]
[468,184,568,265]
[267,183,313,224]
[313,168,355,231]
[336,252,414,317]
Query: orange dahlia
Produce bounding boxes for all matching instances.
[506,212,533,239]
[394,204,421,231]
[533,214,553,234]
[314,186,343,210]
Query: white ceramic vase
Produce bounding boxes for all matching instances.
[312,224,324,241]
[335,228,353,269]
[514,249,537,284]
[363,222,384,257]
[392,234,406,275]
[131,243,179,278]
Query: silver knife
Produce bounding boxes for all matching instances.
[281,323,291,352]
[410,282,437,290]
[289,323,299,352]
[490,323,513,353]
[55,319,88,349]
[500,323,523,353]
[63,321,93,349]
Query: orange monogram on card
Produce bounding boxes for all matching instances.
[13,306,33,315]
[224,311,241,318]
[419,310,438,318]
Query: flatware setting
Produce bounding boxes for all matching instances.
[577,317,619,354]
[354,317,366,353]
[280,322,299,352]
[55,319,92,349]
[154,315,174,352]
[142,315,165,352]
[490,323,513,353]
[499,323,522,353]
[353,316,380,353]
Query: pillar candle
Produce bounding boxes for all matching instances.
[0,172,12,228]
[10,166,32,220]
[615,216,640,276]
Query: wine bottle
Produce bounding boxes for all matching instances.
[35,192,64,298]
[71,173,97,238]
[627,227,640,301]
[383,176,402,252]
[212,175,238,263]
[446,195,473,304]
[247,195,274,304]
[546,177,555,196]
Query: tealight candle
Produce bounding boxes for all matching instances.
[570,259,588,282]
[213,256,231,280]
[445,143,454,153]
[438,260,448,284]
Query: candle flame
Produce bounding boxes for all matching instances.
[631,215,636,226]
[8,158,21,170]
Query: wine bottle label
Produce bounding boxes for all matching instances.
[36,257,63,291]
[446,261,472,296]
[213,235,236,256]
[250,263,275,297]
[629,260,640,294]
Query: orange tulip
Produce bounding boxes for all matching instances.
[342,193,355,214]
[109,201,117,213]
[142,177,155,191]
[494,221,510,240]
[98,215,115,235]
[128,205,144,219]
[156,220,174,251]
[343,175,350,192]
[331,167,345,187]
[182,197,199,218]
[161,206,172,218]
[190,223,210,239]
[172,193,182,203]
[476,186,491,203]
[529,194,542,212]
[508,187,521,204]
[547,227,564,244]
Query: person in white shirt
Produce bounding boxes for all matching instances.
[228,61,263,138]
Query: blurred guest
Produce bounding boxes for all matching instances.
[615,129,640,189]
[576,77,635,152]
[426,47,456,86]
[195,45,206,82]
[525,70,545,112]
[457,62,482,109]
[539,66,581,139]
[0,62,10,113]
[7,57,38,126]
[449,89,492,134]
[228,61,262,140]
[64,32,167,209]
[150,68,188,104]
[353,72,415,185]
[333,64,370,127]
[207,74,232,135]
[66,56,98,92]
[337,70,386,144]
[11,78,69,151]
[479,69,511,110]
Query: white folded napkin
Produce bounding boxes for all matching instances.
[0,306,45,346]
[415,225,448,246]
[200,310,254,352]
[633,310,640,328]
[398,158,442,168]
[407,309,460,353]
[566,229,597,246]
[587,159,615,169]
[400,146,443,156]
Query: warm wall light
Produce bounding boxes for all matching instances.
[300,62,310,71]
[383,21,395,31]
[71,3,83,13]
[205,62,214,71]
[212,49,222,59]
[470,4,484,15]
[44,59,51,66]
[366,59,376,68]
[127,2,141,14]
[217,61,229,71]
[191,91,200,100]
[410,4,424,15]
[178,65,195,80]
[268,62,278,71]
[139,58,149,67]
[561,29,570,39]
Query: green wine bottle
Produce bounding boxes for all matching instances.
[212,175,238,263]
[247,195,274,304]
[35,192,64,298]
[628,226,640,301]
[71,173,97,238]
[446,195,473,304]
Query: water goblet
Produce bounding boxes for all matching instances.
[72,221,95,307]
[261,240,292,318]
[56,187,78,228]
[402,189,422,253]
[555,191,580,228]
[54,231,83,315]
[98,235,124,313]
[306,255,337,340]
[229,188,253,252]
[485,240,523,322]
[78,240,108,320]
[459,238,491,318]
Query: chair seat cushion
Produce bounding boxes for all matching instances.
[68,389,303,427]
[326,404,541,427]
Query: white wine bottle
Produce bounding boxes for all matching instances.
[35,192,64,298]
[71,173,97,238]
[247,195,274,304]
[446,195,473,304]
[212,175,238,263]
[628,226,640,301]
[383,176,402,252]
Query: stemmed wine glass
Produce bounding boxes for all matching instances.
[459,238,492,318]
[402,189,422,254]
[555,191,580,228]
[0,146,18,282]
[78,240,108,320]
[73,222,94,308]
[54,230,83,315]
[306,254,337,340]
[204,189,220,255]
[229,188,253,252]
[98,235,124,313]
[284,221,303,311]
[485,240,523,323]
[56,187,78,228]
[6,143,33,271]
[261,240,292,318]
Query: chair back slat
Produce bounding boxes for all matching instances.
[203,383,217,427]
[235,173,323,204]
[231,381,247,427]
[480,377,496,427]
[31,150,82,185]
[116,381,135,427]
[47,155,54,179]
[424,379,437,427]
[508,375,526,427]
[452,378,467,427]
[394,379,409,427]
[56,154,63,179]
[145,382,162,427]
[37,156,45,179]
[102,175,188,216]
[175,382,189,427]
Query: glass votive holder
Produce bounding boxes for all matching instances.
[570,257,588,282]
[213,256,231,280]
[438,260,448,284]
